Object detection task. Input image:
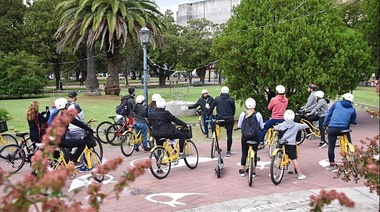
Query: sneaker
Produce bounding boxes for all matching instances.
[298,174,307,180]
[318,142,328,148]
[144,147,151,152]
[306,133,312,139]
[226,151,232,157]
[239,169,246,177]
[74,162,83,168]
[258,143,265,150]
[78,165,91,172]
[179,152,187,159]
[204,134,209,138]
[325,166,337,172]
[134,147,140,152]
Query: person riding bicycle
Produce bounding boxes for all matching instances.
[149,98,190,159]
[323,93,357,172]
[66,91,85,139]
[301,83,318,110]
[147,93,161,120]
[133,95,150,151]
[259,85,288,148]
[303,90,329,148]
[207,86,236,157]
[237,98,264,177]
[274,110,308,180]
[185,89,214,138]
[27,101,50,147]
[54,98,94,169]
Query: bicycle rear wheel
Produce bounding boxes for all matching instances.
[184,140,198,169]
[105,123,124,146]
[270,150,285,185]
[263,129,272,147]
[120,131,135,157]
[96,121,112,144]
[89,137,103,160]
[346,145,358,178]
[0,144,26,173]
[248,152,254,187]
[0,134,19,148]
[149,147,171,179]
[296,129,306,145]
[210,137,217,159]
[199,116,206,135]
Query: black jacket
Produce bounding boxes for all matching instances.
[207,93,235,120]
[188,95,214,116]
[28,111,50,142]
[149,108,187,137]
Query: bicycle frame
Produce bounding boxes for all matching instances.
[300,118,321,137]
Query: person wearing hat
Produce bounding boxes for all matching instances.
[184,89,214,138]
[66,91,85,139]
[207,86,236,157]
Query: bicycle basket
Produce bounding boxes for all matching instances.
[84,132,97,148]
[178,126,192,139]
[0,121,8,133]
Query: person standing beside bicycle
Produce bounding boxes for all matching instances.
[123,87,136,126]
[185,89,214,138]
[274,110,308,180]
[66,91,85,139]
[27,101,50,147]
[133,95,150,152]
[237,98,264,177]
[323,93,357,172]
[303,90,329,148]
[149,98,190,159]
[259,85,288,149]
[207,86,236,157]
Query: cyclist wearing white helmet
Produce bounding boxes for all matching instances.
[304,90,329,148]
[133,95,150,151]
[237,98,264,177]
[54,97,94,169]
[274,110,308,180]
[185,89,215,138]
[259,85,288,148]
[207,86,236,157]
[323,93,357,172]
[149,98,190,159]
[147,93,162,120]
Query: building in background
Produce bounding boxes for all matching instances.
[176,0,241,26]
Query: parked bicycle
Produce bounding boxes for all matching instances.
[0,132,18,149]
[96,115,124,144]
[105,117,131,146]
[149,126,198,179]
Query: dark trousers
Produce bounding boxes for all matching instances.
[306,115,326,142]
[327,127,352,163]
[259,118,284,143]
[240,136,259,167]
[219,118,234,152]
[60,138,86,162]
[155,131,186,152]
[202,114,214,135]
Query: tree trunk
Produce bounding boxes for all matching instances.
[85,46,101,96]
[158,75,166,87]
[105,49,121,95]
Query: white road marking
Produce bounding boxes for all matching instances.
[145,193,203,207]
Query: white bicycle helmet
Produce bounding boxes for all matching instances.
[55,98,68,110]
[201,89,208,94]
[276,85,286,94]
[245,98,256,109]
[221,86,229,94]
[156,98,166,109]
[342,93,354,102]
[315,90,324,98]
[136,95,145,104]
[151,93,161,102]
[284,109,295,122]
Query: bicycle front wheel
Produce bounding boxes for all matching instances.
[199,116,206,135]
[120,131,135,157]
[89,137,103,160]
[268,139,277,158]
[0,134,19,148]
[86,151,104,182]
[270,150,285,185]
[96,121,112,144]
[149,147,171,179]
[184,140,198,169]
[210,137,217,159]
[296,129,306,145]
[106,123,124,146]
[0,144,26,173]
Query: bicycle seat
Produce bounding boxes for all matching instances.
[278,140,288,145]
[158,138,168,142]
[16,132,29,137]
[340,129,352,134]
[214,119,225,124]
[246,140,258,145]
[108,115,117,119]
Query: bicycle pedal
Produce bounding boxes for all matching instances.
[257,157,261,161]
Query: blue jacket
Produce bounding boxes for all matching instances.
[323,100,356,129]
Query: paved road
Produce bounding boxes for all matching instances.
[3,109,379,211]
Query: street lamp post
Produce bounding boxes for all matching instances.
[139,27,151,106]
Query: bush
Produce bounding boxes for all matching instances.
[0,108,12,122]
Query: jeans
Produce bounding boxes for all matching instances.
[327,127,352,163]
[135,122,148,149]
[259,118,284,143]
[202,115,214,136]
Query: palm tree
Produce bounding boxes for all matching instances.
[55,0,164,95]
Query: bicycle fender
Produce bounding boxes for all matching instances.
[272,148,281,157]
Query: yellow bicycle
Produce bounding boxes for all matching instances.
[149,127,198,179]
[0,133,18,149]
[246,140,259,186]
[338,129,358,178]
[270,140,298,185]
[120,126,153,156]
[263,127,279,158]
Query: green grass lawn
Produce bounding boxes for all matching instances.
[1,84,378,133]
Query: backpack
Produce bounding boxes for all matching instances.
[241,111,260,139]
[116,96,132,115]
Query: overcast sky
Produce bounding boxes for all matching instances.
[155,0,200,14]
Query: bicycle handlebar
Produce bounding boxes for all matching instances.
[234,128,241,131]
[206,119,226,124]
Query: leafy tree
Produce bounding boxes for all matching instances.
[56,0,165,95]
[0,51,47,97]
[0,0,26,53]
[360,0,379,70]
[212,0,372,118]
